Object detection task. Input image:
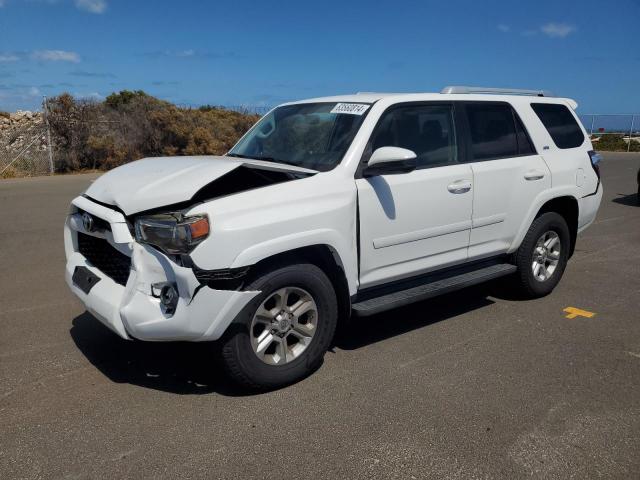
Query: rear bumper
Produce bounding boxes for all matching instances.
[578,183,603,233]
[64,197,259,342]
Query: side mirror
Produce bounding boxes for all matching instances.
[364,147,417,177]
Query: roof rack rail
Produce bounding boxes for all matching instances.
[441,86,554,97]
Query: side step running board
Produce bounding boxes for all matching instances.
[352,262,517,317]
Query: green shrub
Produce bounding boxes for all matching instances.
[104,90,150,109]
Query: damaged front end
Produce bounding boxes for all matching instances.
[65,155,316,341]
[83,155,316,216]
[64,195,260,342]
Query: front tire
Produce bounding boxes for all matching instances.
[220,263,338,390]
[514,212,570,298]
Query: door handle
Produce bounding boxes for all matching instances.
[447,181,472,194]
[524,170,545,181]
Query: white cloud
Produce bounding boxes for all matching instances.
[28,86,41,97]
[32,50,81,62]
[0,53,19,62]
[540,22,576,38]
[74,0,107,13]
[497,24,510,33]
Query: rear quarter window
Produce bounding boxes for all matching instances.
[531,103,585,149]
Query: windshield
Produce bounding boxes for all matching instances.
[228,102,371,171]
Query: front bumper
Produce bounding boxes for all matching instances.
[64,196,259,341]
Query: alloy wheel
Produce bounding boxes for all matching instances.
[250,287,318,365]
[531,230,561,282]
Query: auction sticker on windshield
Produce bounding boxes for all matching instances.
[330,103,370,115]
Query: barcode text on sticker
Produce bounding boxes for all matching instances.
[330,103,370,115]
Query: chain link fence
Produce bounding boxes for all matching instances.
[578,114,639,152]
[1,99,269,179]
[0,98,54,178]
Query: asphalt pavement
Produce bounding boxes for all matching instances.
[1,153,639,479]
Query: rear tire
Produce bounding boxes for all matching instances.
[514,212,570,298]
[220,263,337,390]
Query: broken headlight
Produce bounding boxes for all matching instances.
[134,213,209,255]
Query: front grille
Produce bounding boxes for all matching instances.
[77,232,131,286]
[77,209,111,232]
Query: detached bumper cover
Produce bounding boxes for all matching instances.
[64,197,260,341]
[578,183,603,233]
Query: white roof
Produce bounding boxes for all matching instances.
[286,91,577,109]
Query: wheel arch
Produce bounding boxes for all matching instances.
[510,191,580,257]
[534,196,579,257]
[243,244,353,328]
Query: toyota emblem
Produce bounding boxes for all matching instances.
[82,212,95,232]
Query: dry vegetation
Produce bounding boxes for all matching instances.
[591,134,640,152]
[47,90,261,172]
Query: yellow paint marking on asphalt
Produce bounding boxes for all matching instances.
[563,307,596,319]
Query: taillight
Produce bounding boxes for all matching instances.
[588,150,602,180]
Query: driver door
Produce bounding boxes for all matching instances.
[356,103,473,288]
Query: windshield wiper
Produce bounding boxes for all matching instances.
[226,153,300,167]
[247,155,278,163]
[226,153,276,161]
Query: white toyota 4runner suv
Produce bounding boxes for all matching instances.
[65,86,602,389]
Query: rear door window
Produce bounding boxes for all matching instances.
[464,102,536,161]
[531,103,585,149]
[465,103,517,160]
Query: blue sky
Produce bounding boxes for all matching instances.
[0,0,638,113]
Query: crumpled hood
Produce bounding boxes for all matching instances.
[85,155,315,215]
